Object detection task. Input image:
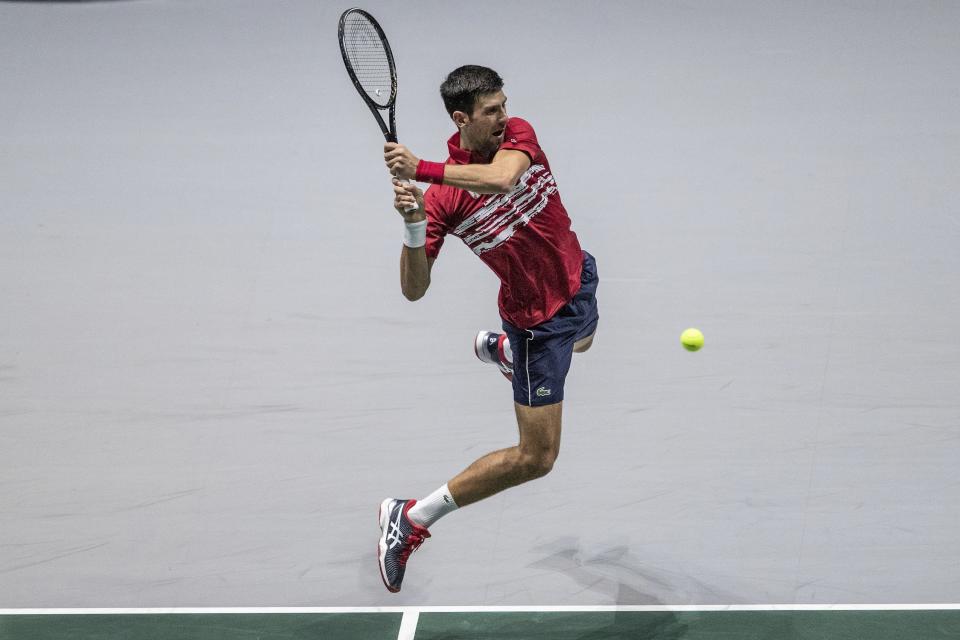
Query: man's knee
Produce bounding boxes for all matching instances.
[517,449,557,480]
[514,400,562,480]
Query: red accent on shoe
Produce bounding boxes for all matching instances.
[398,501,431,567]
[496,335,514,381]
[496,334,512,367]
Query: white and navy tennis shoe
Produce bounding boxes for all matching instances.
[474,331,513,381]
[377,498,431,593]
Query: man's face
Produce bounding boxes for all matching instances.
[458,90,508,157]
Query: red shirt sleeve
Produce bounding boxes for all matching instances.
[423,185,448,259]
[499,117,542,163]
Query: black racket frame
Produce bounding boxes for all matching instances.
[338,8,401,143]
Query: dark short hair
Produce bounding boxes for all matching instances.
[440,65,504,117]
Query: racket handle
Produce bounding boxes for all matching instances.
[400,178,419,213]
[384,133,416,210]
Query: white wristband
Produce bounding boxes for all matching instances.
[403,219,427,248]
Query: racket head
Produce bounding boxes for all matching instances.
[338,8,398,112]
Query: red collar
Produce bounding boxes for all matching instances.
[446,130,483,164]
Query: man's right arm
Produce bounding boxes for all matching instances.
[393,180,435,301]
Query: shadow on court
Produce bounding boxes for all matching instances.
[415,538,693,639]
[527,537,691,639]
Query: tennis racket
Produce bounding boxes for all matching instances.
[338,7,418,212]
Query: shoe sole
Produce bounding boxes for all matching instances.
[377,499,400,593]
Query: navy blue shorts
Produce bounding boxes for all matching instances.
[503,251,599,407]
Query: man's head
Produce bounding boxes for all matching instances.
[441,65,508,158]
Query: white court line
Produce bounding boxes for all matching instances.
[396,610,419,640]
[1,604,960,615]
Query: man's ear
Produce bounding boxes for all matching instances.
[452,110,469,129]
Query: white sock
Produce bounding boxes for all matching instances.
[502,336,513,365]
[407,483,458,528]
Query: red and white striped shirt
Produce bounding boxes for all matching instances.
[423,117,583,329]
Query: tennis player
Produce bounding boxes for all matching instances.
[377,65,599,592]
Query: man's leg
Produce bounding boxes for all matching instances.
[447,401,562,507]
[573,331,595,353]
[449,327,592,509]
[378,401,562,593]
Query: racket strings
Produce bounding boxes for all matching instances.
[342,13,394,108]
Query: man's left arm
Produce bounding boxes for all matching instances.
[385,144,530,194]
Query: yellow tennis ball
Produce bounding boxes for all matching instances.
[681,328,704,352]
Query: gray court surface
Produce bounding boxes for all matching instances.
[2,0,958,610]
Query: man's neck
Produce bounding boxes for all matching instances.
[459,138,496,163]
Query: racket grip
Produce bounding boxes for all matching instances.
[400,179,419,213]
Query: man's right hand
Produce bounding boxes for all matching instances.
[393,179,426,223]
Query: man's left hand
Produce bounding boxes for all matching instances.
[384,143,419,180]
